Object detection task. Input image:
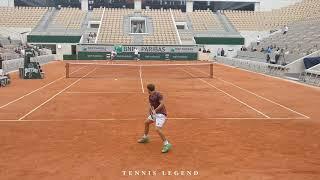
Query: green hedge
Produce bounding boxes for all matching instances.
[75,52,198,60]
[195,37,245,45]
[63,54,77,60]
[27,35,81,43]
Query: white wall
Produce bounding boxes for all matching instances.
[0,0,14,7]
[202,45,243,58]
[186,0,193,12]
[192,0,301,11]
[134,0,142,10]
[258,0,302,11]
[81,0,88,11]
[240,31,273,47]
[27,43,76,60]
[56,43,73,60]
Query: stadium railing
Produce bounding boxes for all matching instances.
[298,51,320,86]
[301,68,320,86]
[215,56,289,77]
[2,54,55,74]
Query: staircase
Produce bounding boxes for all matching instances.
[32,8,56,33]
[178,30,195,45]
[180,14,196,45]
[216,11,237,33]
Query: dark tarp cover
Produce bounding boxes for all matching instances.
[303,57,320,69]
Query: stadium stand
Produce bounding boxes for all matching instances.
[172,9,188,22]
[97,8,134,44]
[142,9,180,45]
[0,35,23,60]
[0,48,22,60]
[237,18,320,64]
[52,8,87,29]
[187,10,223,32]
[91,7,104,21]
[236,51,302,64]
[179,31,194,42]
[0,6,47,28]
[94,8,227,45]
[223,0,320,31]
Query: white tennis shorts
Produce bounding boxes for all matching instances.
[148,113,167,128]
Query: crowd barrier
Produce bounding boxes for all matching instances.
[2,55,55,74]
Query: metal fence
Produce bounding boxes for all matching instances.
[2,54,55,74]
[215,56,289,77]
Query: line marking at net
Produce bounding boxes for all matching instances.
[64,91,141,94]
[0,66,86,109]
[66,62,212,67]
[180,68,270,119]
[0,117,310,122]
[139,66,145,93]
[190,66,310,119]
[18,68,97,121]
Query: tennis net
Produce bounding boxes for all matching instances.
[65,62,213,79]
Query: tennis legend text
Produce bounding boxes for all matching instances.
[122,170,199,176]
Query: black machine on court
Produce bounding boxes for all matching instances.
[0,57,10,87]
[0,74,10,87]
[19,48,45,79]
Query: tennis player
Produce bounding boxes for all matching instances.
[138,84,172,153]
[111,50,117,62]
[134,48,140,61]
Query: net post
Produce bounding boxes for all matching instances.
[66,63,69,78]
[210,63,213,78]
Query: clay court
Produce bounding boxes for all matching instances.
[0,60,319,180]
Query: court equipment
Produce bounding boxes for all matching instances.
[65,62,214,79]
[19,48,45,79]
[0,74,10,87]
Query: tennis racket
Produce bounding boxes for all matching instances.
[150,106,156,120]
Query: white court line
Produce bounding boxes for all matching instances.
[139,66,145,93]
[64,91,140,94]
[0,117,309,122]
[216,62,320,90]
[0,66,86,109]
[190,66,310,119]
[18,68,97,121]
[180,68,270,119]
[208,117,310,120]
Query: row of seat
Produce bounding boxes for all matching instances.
[253,18,320,55]
[0,7,47,28]
[97,8,134,44]
[224,0,320,31]
[171,9,188,22]
[91,7,104,20]
[141,9,179,45]
[52,8,86,29]
[187,10,223,32]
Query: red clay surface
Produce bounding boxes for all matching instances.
[0,60,320,180]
